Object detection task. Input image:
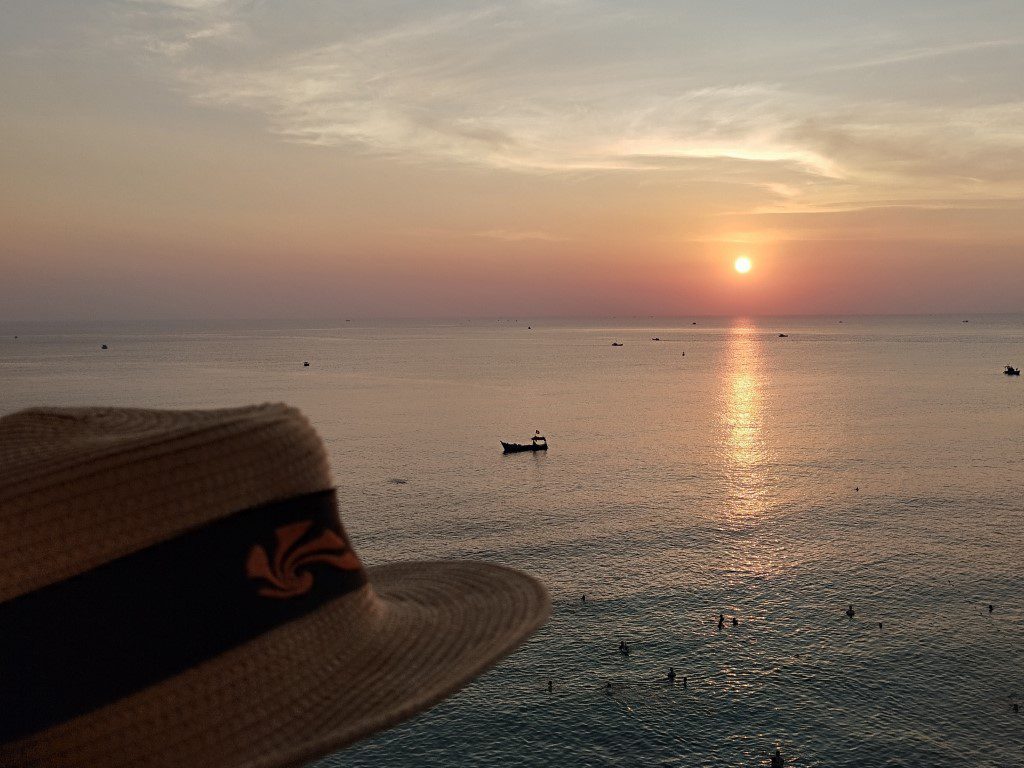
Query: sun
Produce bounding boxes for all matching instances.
[734,256,752,274]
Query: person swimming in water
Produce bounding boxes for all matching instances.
[732,617,738,626]
[718,613,725,629]
[771,748,784,767]
[667,667,676,684]
[846,604,855,619]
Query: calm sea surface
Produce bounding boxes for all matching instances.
[2,316,1022,767]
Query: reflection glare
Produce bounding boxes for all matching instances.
[720,322,772,523]
[716,321,785,583]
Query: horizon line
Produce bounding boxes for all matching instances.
[2,311,1019,326]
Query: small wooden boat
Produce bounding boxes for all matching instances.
[1005,365,1020,376]
[778,334,789,338]
[501,441,548,453]
[611,342,623,347]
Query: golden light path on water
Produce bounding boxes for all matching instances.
[718,321,784,586]
[723,323,769,512]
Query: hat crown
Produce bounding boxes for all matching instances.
[0,404,334,602]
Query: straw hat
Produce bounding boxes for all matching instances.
[0,404,549,768]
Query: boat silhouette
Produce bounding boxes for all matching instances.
[501,440,549,453]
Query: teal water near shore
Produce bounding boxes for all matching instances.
[2,316,1023,766]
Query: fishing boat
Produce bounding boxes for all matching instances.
[1004,365,1021,376]
[611,342,623,347]
[501,440,548,453]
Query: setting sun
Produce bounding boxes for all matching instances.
[734,256,752,274]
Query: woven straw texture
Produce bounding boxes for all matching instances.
[1,561,548,768]
[0,405,550,768]
[0,404,332,602]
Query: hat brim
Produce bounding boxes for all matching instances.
[4,561,550,768]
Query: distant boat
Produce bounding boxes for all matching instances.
[1005,365,1021,376]
[651,337,660,341]
[501,440,548,453]
[611,342,623,346]
[778,333,789,338]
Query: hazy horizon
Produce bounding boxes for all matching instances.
[4,1,1024,321]
[3,312,1022,328]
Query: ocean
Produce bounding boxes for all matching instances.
[2,316,1022,767]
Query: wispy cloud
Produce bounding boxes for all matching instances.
[114,0,244,57]
[182,50,844,186]
[821,38,1022,72]
[107,1,1024,211]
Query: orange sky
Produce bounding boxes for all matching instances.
[2,1,1023,319]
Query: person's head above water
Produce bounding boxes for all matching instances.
[0,404,550,768]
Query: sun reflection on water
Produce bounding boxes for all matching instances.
[720,322,774,527]
[715,322,788,586]
[729,369,761,470]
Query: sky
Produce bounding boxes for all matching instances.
[2,0,1023,319]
